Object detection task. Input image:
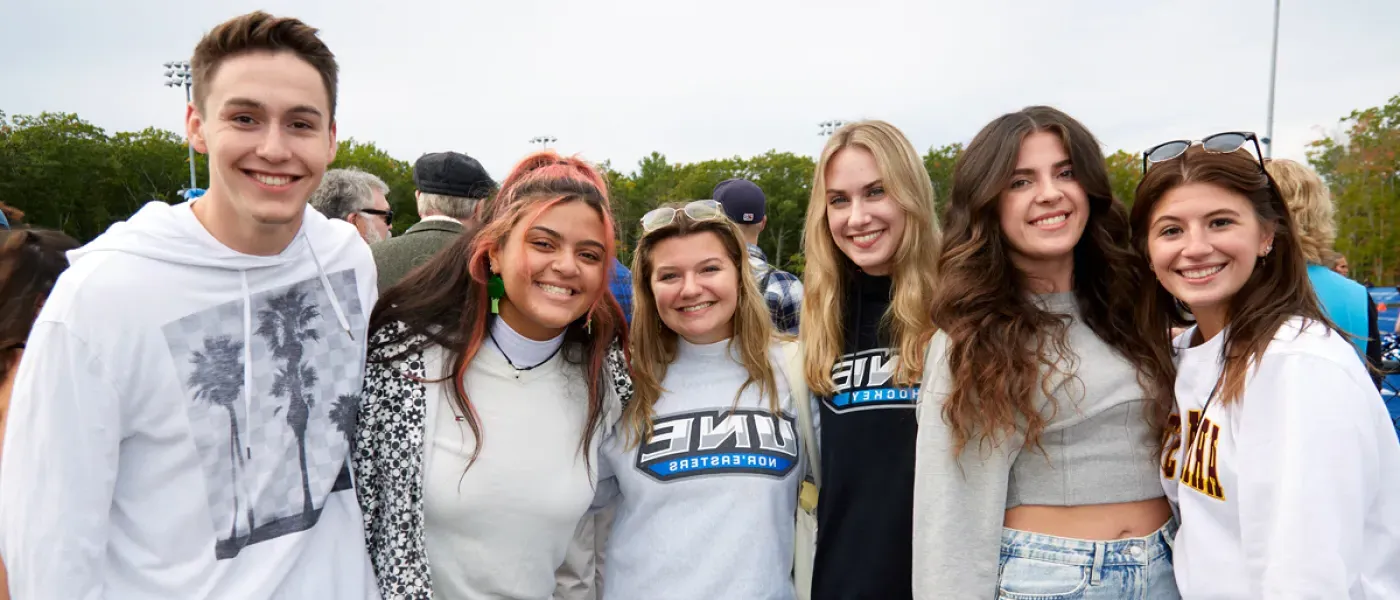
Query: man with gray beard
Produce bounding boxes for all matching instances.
[309,168,394,244]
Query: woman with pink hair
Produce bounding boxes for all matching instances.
[353,151,633,599]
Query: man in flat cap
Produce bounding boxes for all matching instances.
[371,151,496,291]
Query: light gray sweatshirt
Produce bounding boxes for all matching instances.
[596,338,803,600]
[912,293,1164,598]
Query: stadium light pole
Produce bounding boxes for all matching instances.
[164,61,197,191]
[818,120,847,137]
[530,135,557,149]
[1263,0,1281,158]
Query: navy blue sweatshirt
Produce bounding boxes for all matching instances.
[811,270,919,599]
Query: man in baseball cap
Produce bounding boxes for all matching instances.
[371,151,496,290]
[713,178,803,334]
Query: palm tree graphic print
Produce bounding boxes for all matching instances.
[163,270,365,560]
[256,286,323,517]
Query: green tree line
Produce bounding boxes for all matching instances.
[4,96,1397,283]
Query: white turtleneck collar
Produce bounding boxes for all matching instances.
[490,316,565,368]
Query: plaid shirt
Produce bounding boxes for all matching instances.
[747,244,803,334]
[611,258,634,323]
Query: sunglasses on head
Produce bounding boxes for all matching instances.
[640,199,725,233]
[359,208,394,226]
[1141,131,1266,174]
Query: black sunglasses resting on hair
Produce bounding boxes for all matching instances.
[1141,131,1267,174]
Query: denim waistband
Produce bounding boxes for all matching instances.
[1000,519,1177,567]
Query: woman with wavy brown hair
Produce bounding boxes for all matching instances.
[1135,138,1399,598]
[913,106,1178,599]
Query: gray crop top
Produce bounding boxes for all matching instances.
[911,292,1165,596]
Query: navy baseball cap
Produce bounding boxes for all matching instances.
[712,178,766,224]
[0,209,9,230]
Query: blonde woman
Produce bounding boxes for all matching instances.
[1267,158,1382,386]
[591,200,803,599]
[799,120,941,599]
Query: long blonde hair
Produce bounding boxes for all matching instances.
[1266,158,1335,265]
[626,204,787,447]
[800,120,942,395]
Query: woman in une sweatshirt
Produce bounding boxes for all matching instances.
[354,151,633,600]
[592,201,803,599]
[799,120,942,599]
[1132,139,1400,598]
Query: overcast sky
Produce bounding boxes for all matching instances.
[3,0,1397,183]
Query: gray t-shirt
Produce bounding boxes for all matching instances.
[912,292,1164,598]
[596,338,802,600]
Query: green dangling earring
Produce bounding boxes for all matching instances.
[487,273,506,314]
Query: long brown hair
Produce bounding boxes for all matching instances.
[1131,145,1329,408]
[369,151,627,470]
[935,106,1175,455]
[0,229,80,375]
[800,120,941,395]
[626,205,786,447]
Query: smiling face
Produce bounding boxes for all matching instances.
[824,146,907,275]
[997,131,1090,290]
[187,50,338,253]
[492,199,608,341]
[648,231,740,345]
[1147,182,1274,334]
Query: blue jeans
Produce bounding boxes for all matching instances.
[996,520,1179,600]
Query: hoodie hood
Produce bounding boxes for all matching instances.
[72,200,317,270]
[69,200,358,340]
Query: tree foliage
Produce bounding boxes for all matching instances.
[5,103,1396,287]
[1309,93,1400,286]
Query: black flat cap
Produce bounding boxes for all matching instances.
[413,152,496,198]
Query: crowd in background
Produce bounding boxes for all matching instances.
[1,10,1399,600]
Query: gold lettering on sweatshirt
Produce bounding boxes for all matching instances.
[1176,409,1226,501]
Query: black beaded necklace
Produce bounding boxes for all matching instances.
[488,330,562,372]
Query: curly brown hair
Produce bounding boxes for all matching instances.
[932,106,1175,456]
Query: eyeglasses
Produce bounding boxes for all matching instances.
[1142,131,1265,174]
[359,208,394,226]
[640,200,725,233]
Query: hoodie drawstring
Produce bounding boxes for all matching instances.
[303,230,355,342]
[241,270,255,460]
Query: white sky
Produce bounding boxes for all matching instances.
[2,0,1397,183]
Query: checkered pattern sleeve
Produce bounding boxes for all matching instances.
[765,271,804,335]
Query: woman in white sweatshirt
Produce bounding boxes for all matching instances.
[592,200,806,600]
[1131,135,1400,598]
[353,151,633,600]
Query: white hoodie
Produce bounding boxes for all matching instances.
[0,201,382,599]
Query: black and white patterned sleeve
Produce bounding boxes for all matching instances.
[605,337,634,413]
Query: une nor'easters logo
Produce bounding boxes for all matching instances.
[635,409,799,482]
[825,348,920,413]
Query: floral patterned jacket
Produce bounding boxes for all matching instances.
[352,321,633,599]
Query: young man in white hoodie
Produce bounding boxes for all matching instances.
[0,11,381,599]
